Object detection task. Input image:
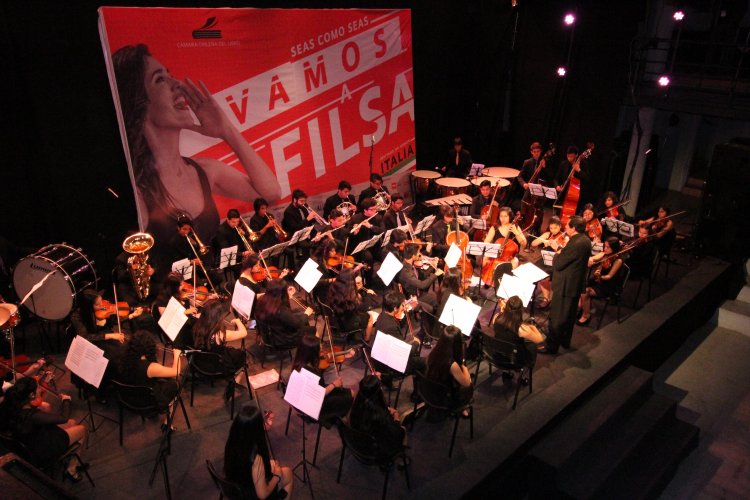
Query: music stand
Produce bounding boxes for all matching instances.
[350,233,383,256]
[465,242,501,288]
[288,226,315,246]
[527,183,558,201]
[65,336,116,432]
[413,215,436,236]
[602,217,635,239]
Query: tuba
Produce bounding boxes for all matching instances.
[122,233,154,301]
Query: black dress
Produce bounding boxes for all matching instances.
[122,358,180,411]
[493,323,537,367]
[302,366,353,428]
[10,406,71,470]
[350,405,404,459]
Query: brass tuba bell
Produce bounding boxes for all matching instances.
[122,232,154,301]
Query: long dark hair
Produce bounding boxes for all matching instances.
[192,298,227,349]
[427,326,464,381]
[349,375,389,433]
[291,333,320,372]
[438,267,462,305]
[327,268,359,314]
[112,44,179,221]
[254,279,287,322]
[494,295,523,337]
[224,404,272,486]
[0,377,37,433]
[155,272,183,306]
[119,330,157,375]
[78,289,101,332]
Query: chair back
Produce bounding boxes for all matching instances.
[205,459,254,500]
[616,263,630,295]
[256,320,296,350]
[188,350,225,377]
[318,301,357,343]
[111,380,159,413]
[414,372,452,410]
[482,333,527,369]
[338,421,386,465]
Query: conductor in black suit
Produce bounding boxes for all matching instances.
[540,216,592,354]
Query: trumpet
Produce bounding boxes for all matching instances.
[304,204,327,226]
[267,213,288,240]
[187,230,210,255]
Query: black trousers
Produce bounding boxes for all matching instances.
[547,293,579,349]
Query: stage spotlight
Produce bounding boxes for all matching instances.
[658,75,670,87]
[673,11,685,21]
[564,13,575,25]
[557,67,567,77]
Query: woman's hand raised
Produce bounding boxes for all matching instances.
[180,78,234,140]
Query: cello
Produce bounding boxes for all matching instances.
[555,148,592,228]
[480,212,522,284]
[473,180,503,242]
[445,205,473,284]
[519,144,556,228]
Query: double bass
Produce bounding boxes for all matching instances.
[519,144,556,228]
[556,148,592,228]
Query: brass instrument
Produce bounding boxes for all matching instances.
[122,232,154,301]
[336,201,357,222]
[373,191,391,211]
[304,204,327,226]
[235,217,259,253]
[188,230,210,255]
[266,213,288,240]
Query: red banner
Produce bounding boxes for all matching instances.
[99,7,415,244]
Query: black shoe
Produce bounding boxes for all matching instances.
[537,344,558,355]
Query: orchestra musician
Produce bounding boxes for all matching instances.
[349,375,408,455]
[357,173,389,209]
[429,206,470,259]
[515,142,551,210]
[598,191,625,221]
[326,269,376,343]
[382,193,412,230]
[311,208,351,247]
[151,272,200,348]
[578,236,626,325]
[626,225,657,279]
[191,298,248,386]
[254,279,312,347]
[160,214,220,286]
[309,238,339,299]
[248,198,281,255]
[493,295,546,370]
[282,189,316,268]
[581,203,603,243]
[470,179,500,227]
[372,290,427,378]
[440,136,473,179]
[425,325,473,417]
[531,216,568,308]
[346,197,384,273]
[114,231,156,306]
[397,243,442,343]
[554,146,589,214]
[213,209,254,270]
[483,206,527,269]
[323,180,356,219]
[638,205,676,257]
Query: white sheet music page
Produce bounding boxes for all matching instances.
[171,258,192,280]
[496,273,535,307]
[65,335,109,388]
[158,297,189,341]
[444,243,462,269]
[295,258,323,293]
[220,245,238,269]
[512,262,549,283]
[231,280,256,320]
[377,252,404,286]
[371,330,411,373]
[283,368,326,420]
[438,293,480,336]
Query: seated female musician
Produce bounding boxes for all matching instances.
[426,325,473,417]
[70,289,144,393]
[531,217,568,308]
[238,254,267,294]
[191,298,247,378]
[326,269,375,343]
[598,191,625,221]
[438,268,482,361]
[254,279,313,347]
[151,272,200,348]
[492,295,545,370]
[638,205,676,256]
[355,274,380,311]
[483,206,527,257]
[224,404,293,500]
[309,238,339,298]
[118,330,183,417]
[349,375,407,457]
[0,377,89,481]
[578,236,625,325]
[627,225,657,279]
[581,203,603,243]
[291,333,354,427]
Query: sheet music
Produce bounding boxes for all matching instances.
[370,331,412,373]
[65,335,109,389]
[261,241,290,259]
[219,245,238,269]
[465,242,501,258]
[231,280,256,320]
[295,258,323,293]
[444,243,462,269]
[283,368,326,420]
[171,258,192,280]
[248,369,279,389]
[377,252,404,286]
[414,215,436,235]
[438,293,481,336]
[540,249,556,267]
[602,217,635,239]
[469,163,485,176]
[289,225,315,245]
[351,233,382,255]
[512,262,549,283]
[158,297,189,341]
[496,273,535,307]
[528,183,558,200]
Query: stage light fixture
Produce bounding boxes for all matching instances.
[673,11,685,21]
[564,13,575,25]
[658,75,670,87]
[557,67,567,77]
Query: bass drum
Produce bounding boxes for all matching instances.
[13,244,98,321]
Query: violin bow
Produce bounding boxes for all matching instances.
[112,283,123,336]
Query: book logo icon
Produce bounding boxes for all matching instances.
[192,17,221,39]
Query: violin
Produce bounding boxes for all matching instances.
[250,266,289,281]
[586,218,603,241]
[326,252,366,270]
[180,282,209,302]
[94,300,133,320]
[319,346,358,370]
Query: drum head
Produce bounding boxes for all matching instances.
[470,176,511,188]
[435,178,471,187]
[0,307,9,329]
[13,244,97,321]
[483,166,520,179]
[412,170,442,180]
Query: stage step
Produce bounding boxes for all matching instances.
[528,366,653,470]
[555,392,678,499]
[598,417,699,500]
[736,285,750,305]
[717,299,750,337]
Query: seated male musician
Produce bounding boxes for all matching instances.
[249,198,282,254]
[372,290,427,379]
[470,179,501,238]
[213,208,254,278]
[282,189,317,269]
[555,145,589,215]
[346,198,384,270]
[428,206,471,259]
[161,215,220,287]
[357,173,389,209]
[311,208,350,248]
[397,243,443,345]
[382,193,412,230]
[323,180,357,219]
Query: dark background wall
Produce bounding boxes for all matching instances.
[0,0,644,277]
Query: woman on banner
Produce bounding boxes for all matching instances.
[112,44,281,247]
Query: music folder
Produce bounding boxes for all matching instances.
[283,368,326,421]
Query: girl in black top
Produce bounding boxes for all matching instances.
[152,272,199,348]
[192,298,247,376]
[224,404,293,499]
[326,268,375,343]
[426,326,473,415]
[291,333,353,428]
[254,279,313,346]
[349,375,406,458]
[0,377,88,480]
[492,296,545,368]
